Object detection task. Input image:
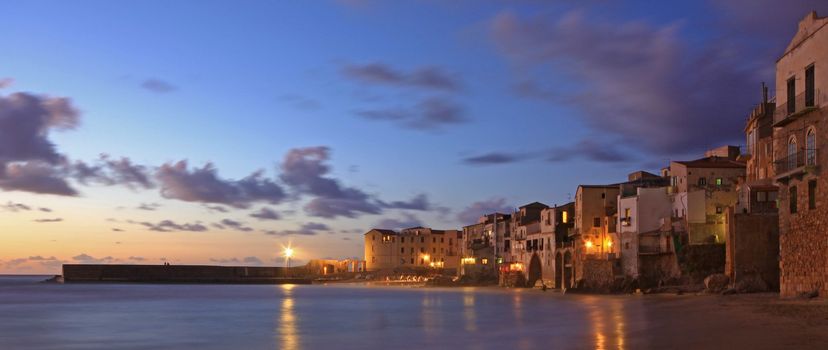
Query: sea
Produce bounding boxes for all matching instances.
[0,275,823,350]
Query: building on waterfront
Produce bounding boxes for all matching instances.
[774,11,828,298]
[461,213,510,277]
[617,171,678,282]
[667,146,746,244]
[542,203,574,288]
[306,258,366,275]
[725,85,781,291]
[571,184,621,287]
[364,227,462,272]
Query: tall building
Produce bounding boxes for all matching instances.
[667,148,746,244]
[364,227,462,272]
[775,12,828,298]
[461,213,510,275]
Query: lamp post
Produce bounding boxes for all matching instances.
[284,247,294,277]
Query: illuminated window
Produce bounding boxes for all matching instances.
[624,208,630,218]
[481,258,488,265]
[562,211,568,223]
[715,178,723,186]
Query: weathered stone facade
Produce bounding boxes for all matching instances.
[725,210,780,291]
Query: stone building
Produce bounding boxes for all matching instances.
[364,227,462,272]
[507,202,548,281]
[775,12,828,298]
[461,213,510,277]
[543,203,575,288]
[725,85,780,291]
[572,185,621,287]
[617,172,677,283]
[667,148,746,244]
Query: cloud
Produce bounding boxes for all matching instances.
[140,78,177,93]
[2,255,65,269]
[545,139,635,163]
[462,152,527,165]
[379,193,432,211]
[34,218,63,223]
[249,207,281,221]
[156,160,286,208]
[264,222,330,236]
[138,220,209,232]
[137,202,161,211]
[0,92,79,165]
[0,78,13,89]
[354,97,467,130]
[72,253,116,264]
[39,207,52,212]
[204,204,229,213]
[219,218,254,232]
[71,155,155,190]
[375,213,423,230]
[128,256,145,261]
[489,10,757,154]
[0,161,77,196]
[280,147,381,218]
[243,256,263,265]
[1,201,32,212]
[112,228,124,232]
[209,257,240,264]
[456,197,513,224]
[342,63,461,92]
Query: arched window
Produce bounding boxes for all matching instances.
[788,137,798,170]
[806,127,816,166]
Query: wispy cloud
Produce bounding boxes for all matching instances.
[140,78,177,93]
[264,222,330,236]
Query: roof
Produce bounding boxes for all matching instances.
[673,156,745,169]
[579,184,621,189]
[519,201,549,209]
[366,229,397,235]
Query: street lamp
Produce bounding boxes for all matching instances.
[284,247,294,268]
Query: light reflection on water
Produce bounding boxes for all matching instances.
[278,284,298,350]
[0,277,668,350]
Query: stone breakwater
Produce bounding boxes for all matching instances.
[62,264,312,284]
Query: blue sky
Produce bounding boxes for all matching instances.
[1,0,826,272]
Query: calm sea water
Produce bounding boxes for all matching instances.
[0,275,820,350]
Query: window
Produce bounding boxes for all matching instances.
[410,247,414,254]
[716,178,723,186]
[449,238,453,245]
[562,211,568,223]
[539,238,544,251]
[401,247,405,254]
[432,247,436,253]
[716,206,723,214]
[420,237,424,243]
[432,237,436,243]
[601,193,605,199]
[420,247,425,253]
[790,186,798,214]
[787,76,796,114]
[593,217,601,227]
[757,191,767,202]
[788,137,798,170]
[372,235,376,241]
[481,258,488,265]
[624,208,630,218]
[440,237,444,243]
[504,240,511,252]
[809,180,817,210]
[411,258,414,264]
[807,128,816,166]
[400,237,405,243]
[806,64,815,107]
[698,177,707,186]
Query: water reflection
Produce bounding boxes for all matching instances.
[463,289,477,332]
[586,296,626,350]
[279,284,299,350]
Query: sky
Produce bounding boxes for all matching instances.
[1,0,826,274]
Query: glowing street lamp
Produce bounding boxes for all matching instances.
[283,247,294,268]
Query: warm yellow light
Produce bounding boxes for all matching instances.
[562,211,568,223]
[422,254,430,261]
[606,240,613,248]
[585,240,594,249]
[284,247,294,258]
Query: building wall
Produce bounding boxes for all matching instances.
[575,186,621,258]
[775,12,828,298]
[364,228,462,271]
[619,187,672,277]
[726,211,780,291]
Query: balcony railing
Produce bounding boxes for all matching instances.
[775,89,820,126]
[775,149,818,175]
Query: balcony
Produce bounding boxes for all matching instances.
[774,89,820,127]
[774,149,818,181]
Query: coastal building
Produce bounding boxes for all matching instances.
[617,172,677,282]
[572,184,621,287]
[725,85,780,291]
[542,202,575,289]
[364,227,462,272]
[461,213,510,277]
[667,146,746,244]
[774,12,828,298]
[508,202,548,281]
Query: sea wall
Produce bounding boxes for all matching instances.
[62,264,311,284]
